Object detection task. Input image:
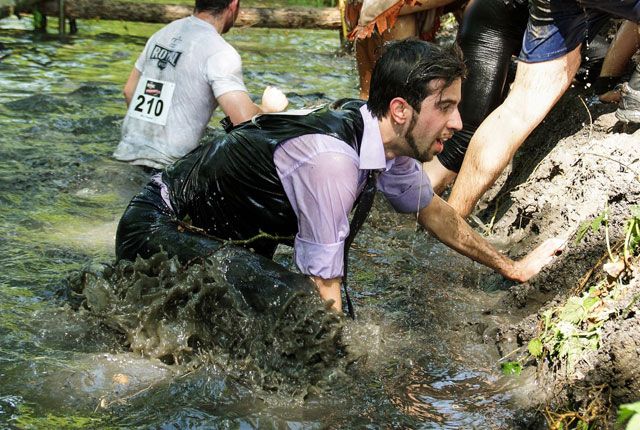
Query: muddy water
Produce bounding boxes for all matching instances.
[0,16,530,428]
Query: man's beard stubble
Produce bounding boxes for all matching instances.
[405,115,432,163]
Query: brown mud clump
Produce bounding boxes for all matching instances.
[69,246,348,395]
[474,87,640,428]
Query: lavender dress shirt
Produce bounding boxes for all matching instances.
[273,104,433,279]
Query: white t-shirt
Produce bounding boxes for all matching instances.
[114,16,248,168]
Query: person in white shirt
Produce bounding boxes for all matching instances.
[113,0,288,169]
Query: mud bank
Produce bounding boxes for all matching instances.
[474,87,640,428]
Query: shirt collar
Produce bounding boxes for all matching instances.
[359,104,389,171]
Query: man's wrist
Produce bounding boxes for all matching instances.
[500,258,524,283]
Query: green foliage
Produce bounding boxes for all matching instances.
[576,420,590,430]
[528,338,543,358]
[500,361,522,376]
[575,209,608,244]
[13,403,105,429]
[618,401,640,430]
[32,6,45,31]
[530,286,612,375]
[624,206,640,260]
[533,206,640,430]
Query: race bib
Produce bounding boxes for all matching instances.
[128,77,175,126]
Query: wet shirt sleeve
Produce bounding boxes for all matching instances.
[378,156,433,213]
[274,135,361,280]
[205,49,248,98]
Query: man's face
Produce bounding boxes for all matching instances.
[404,78,462,162]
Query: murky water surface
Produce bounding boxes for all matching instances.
[1,15,524,429]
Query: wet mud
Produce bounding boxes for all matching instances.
[70,247,348,397]
[470,87,640,427]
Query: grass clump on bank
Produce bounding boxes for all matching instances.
[526,206,640,429]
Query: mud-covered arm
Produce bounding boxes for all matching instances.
[418,195,563,282]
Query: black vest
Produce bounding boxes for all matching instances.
[163,99,367,256]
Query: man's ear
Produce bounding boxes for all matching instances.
[389,97,410,125]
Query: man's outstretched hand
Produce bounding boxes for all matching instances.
[509,238,566,283]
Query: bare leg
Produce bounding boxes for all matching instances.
[423,158,457,195]
[388,14,417,39]
[355,35,380,99]
[599,21,640,103]
[447,45,583,217]
[600,21,639,78]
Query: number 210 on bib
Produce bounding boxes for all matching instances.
[128,77,175,126]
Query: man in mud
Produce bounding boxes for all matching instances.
[113,0,288,169]
[443,0,640,217]
[115,40,564,314]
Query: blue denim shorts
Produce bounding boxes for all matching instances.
[520,0,640,63]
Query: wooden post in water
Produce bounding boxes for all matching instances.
[338,0,347,42]
[58,0,64,35]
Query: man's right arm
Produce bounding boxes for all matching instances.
[216,90,261,125]
[418,195,564,282]
[123,67,141,107]
[217,86,289,126]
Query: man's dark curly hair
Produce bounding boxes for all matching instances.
[367,39,466,118]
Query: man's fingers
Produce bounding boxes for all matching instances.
[540,238,567,256]
[535,238,567,266]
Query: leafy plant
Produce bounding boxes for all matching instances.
[528,286,610,374]
[575,208,608,244]
[32,5,46,31]
[617,401,640,430]
[533,206,640,429]
[624,205,640,261]
[500,361,522,376]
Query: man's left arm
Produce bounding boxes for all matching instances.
[123,67,141,107]
[418,195,564,282]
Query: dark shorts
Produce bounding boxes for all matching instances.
[115,180,223,264]
[520,0,640,63]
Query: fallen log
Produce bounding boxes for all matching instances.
[2,0,342,30]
